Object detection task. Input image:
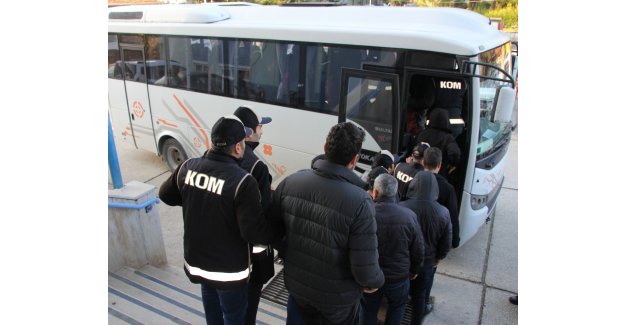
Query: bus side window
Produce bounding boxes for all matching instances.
[276,43,301,106]
[108,35,122,80]
[188,38,209,93]
[249,42,280,103]
[207,39,225,96]
[304,45,328,112]
[227,40,254,100]
[325,46,365,113]
[145,36,166,85]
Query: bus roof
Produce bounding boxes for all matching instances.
[108,4,510,56]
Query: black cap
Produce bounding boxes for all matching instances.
[380,149,400,164]
[233,106,272,129]
[211,115,253,147]
[412,142,431,160]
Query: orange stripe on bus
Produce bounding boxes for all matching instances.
[173,94,210,150]
[158,119,178,128]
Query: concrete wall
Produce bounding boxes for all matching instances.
[108,181,167,272]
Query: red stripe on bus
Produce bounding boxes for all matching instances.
[158,119,178,128]
[173,94,210,150]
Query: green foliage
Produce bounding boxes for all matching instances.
[474,5,518,31]
[410,0,517,31]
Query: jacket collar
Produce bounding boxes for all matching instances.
[313,159,367,189]
[375,195,397,204]
[204,151,240,164]
[245,141,259,151]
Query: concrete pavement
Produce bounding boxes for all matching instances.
[108,128,518,324]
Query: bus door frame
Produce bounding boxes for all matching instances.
[338,68,401,168]
[120,44,158,153]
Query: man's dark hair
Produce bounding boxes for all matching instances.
[324,122,365,166]
[372,153,393,169]
[211,143,236,155]
[423,147,442,170]
[367,166,390,191]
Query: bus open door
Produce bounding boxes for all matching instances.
[338,68,401,173]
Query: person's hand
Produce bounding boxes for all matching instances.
[363,287,378,293]
[434,259,440,267]
[410,273,418,280]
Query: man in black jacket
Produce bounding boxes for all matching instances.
[233,105,276,325]
[423,147,460,248]
[399,171,452,325]
[159,115,278,325]
[394,142,429,201]
[271,122,385,324]
[416,108,461,179]
[361,173,424,325]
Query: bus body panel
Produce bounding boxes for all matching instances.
[459,147,508,245]
[108,5,509,57]
[458,191,488,247]
[125,80,158,153]
[109,79,134,147]
[471,149,508,196]
[145,85,344,188]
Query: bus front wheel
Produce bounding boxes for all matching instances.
[162,138,188,173]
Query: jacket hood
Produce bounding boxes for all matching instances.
[406,171,439,201]
[428,108,451,133]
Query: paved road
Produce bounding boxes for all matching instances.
[108,127,518,324]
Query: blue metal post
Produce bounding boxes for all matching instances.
[108,115,124,189]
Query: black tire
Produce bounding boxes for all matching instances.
[162,138,188,173]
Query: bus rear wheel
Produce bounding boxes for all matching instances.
[162,138,187,173]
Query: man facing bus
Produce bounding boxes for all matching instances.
[394,142,430,201]
[399,171,452,325]
[158,116,278,325]
[271,122,385,324]
[233,105,276,325]
[361,174,424,325]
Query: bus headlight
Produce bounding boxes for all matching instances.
[471,194,488,210]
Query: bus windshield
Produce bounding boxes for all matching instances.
[477,42,512,156]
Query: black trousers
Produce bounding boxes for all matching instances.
[244,281,264,325]
[294,296,360,325]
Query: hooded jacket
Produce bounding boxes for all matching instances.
[417,108,461,168]
[373,195,424,283]
[399,171,452,266]
[271,159,385,309]
[433,173,460,248]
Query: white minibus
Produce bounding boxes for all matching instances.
[108,3,516,247]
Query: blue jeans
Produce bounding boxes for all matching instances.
[410,266,436,325]
[201,283,248,325]
[361,279,410,325]
[426,266,437,304]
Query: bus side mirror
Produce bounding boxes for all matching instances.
[493,86,515,124]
